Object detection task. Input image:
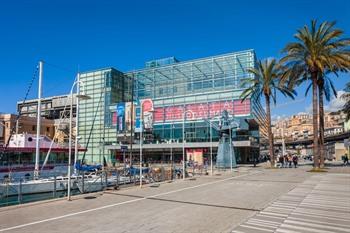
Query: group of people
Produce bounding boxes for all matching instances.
[277,154,298,168]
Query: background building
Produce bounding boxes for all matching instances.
[78,50,266,164]
[0,114,55,146]
[17,94,77,143]
[272,111,348,142]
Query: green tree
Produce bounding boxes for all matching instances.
[240,58,296,167]
[281,20,350,169]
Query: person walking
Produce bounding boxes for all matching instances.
[343,154,349,166]
[284,155,288,168]
[292,155,298,168]
[288,154,292,168]
[279,155,284,168]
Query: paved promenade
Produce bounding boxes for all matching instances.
[0,165,348,233]
[233,172,350,233]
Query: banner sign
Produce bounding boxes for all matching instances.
[117,102,125,132]
[113,99,250,130]
[154,99,250,123]
[124,102,132,131]
[186,148,204,165]
[141,99,154,130]
[135,106,141,133]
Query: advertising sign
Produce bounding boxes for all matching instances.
[135,107,141,133]
[117,103,125,132]
[141,99,154,129]
[153,99,250,123]
[124,102,132,131]
[186,148,204,165]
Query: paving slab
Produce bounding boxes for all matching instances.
[232,172,350,233]
[0,167,314,233]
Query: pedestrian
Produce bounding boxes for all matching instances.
[279,155,284,168]
[284,155,288,168]
[292,155,298,168]
[288,155,292,168]
[343,154,349,166]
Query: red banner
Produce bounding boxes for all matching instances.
[154,99,250,122]
[113,99,251,125]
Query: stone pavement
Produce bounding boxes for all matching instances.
[0,167,312,233]
[232,173,350,233]
[0,166,348,233]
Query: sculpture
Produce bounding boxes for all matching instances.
[216,110,239,168]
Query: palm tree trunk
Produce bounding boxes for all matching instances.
[318,83,325,168]
[312,72,320,168]
[265,94,274,167]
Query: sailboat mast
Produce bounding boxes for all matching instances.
[34,60,43,178]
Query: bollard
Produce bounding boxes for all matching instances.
[18,179,22,204]
[81,173,85,193]
[53,176,57,198]
[105,171,108,188]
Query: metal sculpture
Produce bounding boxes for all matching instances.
[215,110,239,168]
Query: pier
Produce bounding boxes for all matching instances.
[0,164,349,233]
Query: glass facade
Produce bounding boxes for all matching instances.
[78,68,131,163]
[78,50,266,163]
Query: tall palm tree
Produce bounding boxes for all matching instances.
[281,20,350,169]
[342,82,350,120]
[305,73,338,167]
[240,58,296,167]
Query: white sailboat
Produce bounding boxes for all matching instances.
[0,61,72,197]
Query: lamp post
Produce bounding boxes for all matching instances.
[228,120,239,173]
[139,102,143,188]
[182,110,192,181]
[170,123,174,180]
[67,76,90,201]
[229,127,233,173]
[210,120,213,176]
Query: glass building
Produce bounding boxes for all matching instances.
[78,50,266,164]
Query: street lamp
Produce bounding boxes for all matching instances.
[182,110,192,181]
[170,123,174,180]
[209,120,213,176]
[67,74,90,201]
[229,120,239,173]
[139,102,143,188]
[229,127,232,173]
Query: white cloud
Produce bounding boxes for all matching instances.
[304,91,346,113]
[324,91,346,112]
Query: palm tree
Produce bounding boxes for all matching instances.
[305,73,338,167]
[240,58,296,167]
[341,82,350,120]
[281,20,350,169]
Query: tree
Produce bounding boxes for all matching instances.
[305,73,338,167]
[281,20,350,169]
[240,58,296,167]
[341,82,350,120]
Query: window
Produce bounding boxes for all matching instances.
[47,127,50,132]
[32,125,36,131]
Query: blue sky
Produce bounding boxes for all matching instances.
[1,0,349,117]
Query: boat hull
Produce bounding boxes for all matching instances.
[0,179,74,197]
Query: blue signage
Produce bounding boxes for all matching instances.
[117,103,125,131]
